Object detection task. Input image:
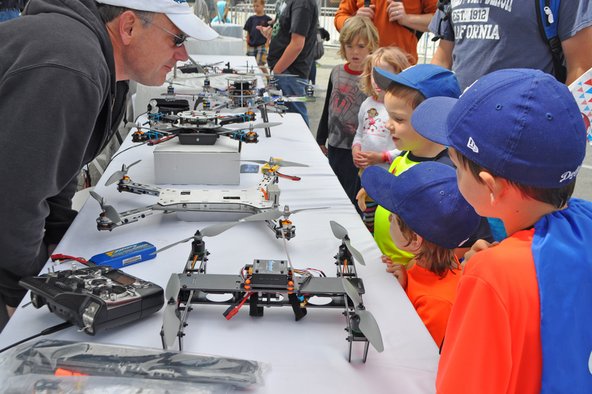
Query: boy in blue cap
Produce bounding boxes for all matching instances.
[357,63,492,270]
[412,68,592,393]
[362,162,480,347]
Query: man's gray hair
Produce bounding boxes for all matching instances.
[96,3,154,24]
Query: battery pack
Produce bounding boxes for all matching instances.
[89,241,156,269]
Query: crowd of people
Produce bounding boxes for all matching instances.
[1,0,592,391]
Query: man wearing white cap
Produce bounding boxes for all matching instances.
[0,0,217,326]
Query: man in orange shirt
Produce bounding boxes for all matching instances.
[334,0,436,63]
[412,68,592,393]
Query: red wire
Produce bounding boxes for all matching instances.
[50,254,88,265]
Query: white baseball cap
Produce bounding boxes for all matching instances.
[96,0,218,40]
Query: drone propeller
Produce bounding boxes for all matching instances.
[264,71,300,79]
[154,235,199,255]
[296,79,324,90]
[329,221,366,266]
[246,157,309,168]
[154,210,283,254]
[342,278,384,352]
[89,190,122,224]
[104,160,141,186]
[249,206,327,222]
[246,122,282,130]
[162,274,182,348]
[165,78,192,87]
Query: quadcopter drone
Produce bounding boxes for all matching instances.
[91,158,311,240]
[134,107,281,150]
[160,61,318,137]
[159,220,383,362]
[176,58,224,75]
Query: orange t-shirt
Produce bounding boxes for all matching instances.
[406,263,461,347]
[437,229,542,394]
[334,0,437,63]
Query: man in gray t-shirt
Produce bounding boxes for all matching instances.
[429,0,592,89]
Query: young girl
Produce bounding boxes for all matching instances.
[316,16,378,207]
[352,47,411,232]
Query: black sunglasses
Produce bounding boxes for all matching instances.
[138,16,188,47]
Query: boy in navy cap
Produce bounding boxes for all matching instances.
[412,68,592,393]
[362,162,480,347]
[357,63,492,270]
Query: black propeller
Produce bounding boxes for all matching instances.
[330,221,366,266]
[342,278,384,353]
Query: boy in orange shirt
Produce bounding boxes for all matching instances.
[362,161,480,347]
[412,68,592,393]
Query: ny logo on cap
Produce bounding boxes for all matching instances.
[467,137,479,153]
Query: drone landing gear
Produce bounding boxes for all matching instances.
[259,104,271,138]
[345,311,372,363]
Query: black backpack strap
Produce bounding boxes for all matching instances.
[535,0,567,82]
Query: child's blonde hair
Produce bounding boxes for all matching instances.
[253,0,264,5]
[360,47,412,99]
[338,16,379,60]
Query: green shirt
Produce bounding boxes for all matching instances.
[373,150,452,264]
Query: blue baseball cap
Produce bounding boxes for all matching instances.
[411,68,586,188]
[361,162,480,249]
[373,64,461,99]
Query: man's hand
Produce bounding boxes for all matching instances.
[319,144,328,156]
[386,0,407,23]
[356,5,375,19]
[256,25,272,41]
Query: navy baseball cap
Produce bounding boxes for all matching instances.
[411,68,587,188]
[373,64,461,99]
[361,162,480,249]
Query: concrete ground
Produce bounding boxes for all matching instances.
[306,45,341,140]
[306,46,592,201]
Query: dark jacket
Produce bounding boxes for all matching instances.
[0,0,25,11]
[0,0,128,306]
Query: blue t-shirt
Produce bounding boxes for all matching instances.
[429,0,592,89]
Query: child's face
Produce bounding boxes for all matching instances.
[384,93,426,152]
[449,148,493,217]
[344,37,370,71]
[253,1,264,14]
[371,60,396,101]
[388,214,417,253]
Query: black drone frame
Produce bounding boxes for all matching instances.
[160,221,383,363]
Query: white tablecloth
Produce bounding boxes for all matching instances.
[0,114,439,393]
